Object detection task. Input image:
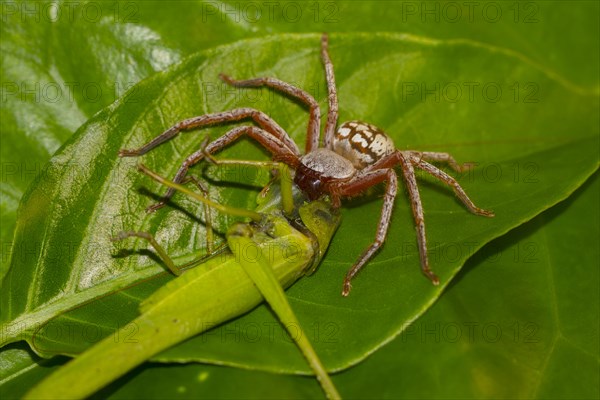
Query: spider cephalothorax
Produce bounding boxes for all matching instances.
[119,34,494,296]
[294,148,355,201]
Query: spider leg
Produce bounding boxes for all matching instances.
[219,74,318,154]
[335,169,398,296]
[361,151,440,285]
[395,152,440,286]
[146,126,300,213]
[321,33,339,149]
[408,151,472,173]
[119,108,300,157]
[408,155,495,217]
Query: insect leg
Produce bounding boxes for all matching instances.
[202,154,295,216]
[335,169,398,296]
[111,231,182,276]
[180,175,214,253]
[219,74,319,154]
[139,163,263,221]
[409,155,495,217]
[321,33,339,150]
[113,167,250,276]
[145,126,300,213]
[115,175,215,275]
[228,229,341,399]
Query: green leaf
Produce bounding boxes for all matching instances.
[0,0,182,277]
[2,32,598,378]
[0,342,67,400]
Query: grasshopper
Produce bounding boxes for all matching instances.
[25,164,341,399]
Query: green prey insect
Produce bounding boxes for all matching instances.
[25,164,342,400]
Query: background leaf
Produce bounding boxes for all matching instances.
[0,343,67,399]
[1,1,598,398]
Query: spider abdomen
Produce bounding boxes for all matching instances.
[333,121,396,169]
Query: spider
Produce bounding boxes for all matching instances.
[119,33,494,296]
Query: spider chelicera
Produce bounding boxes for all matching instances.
[119,33,494,296]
